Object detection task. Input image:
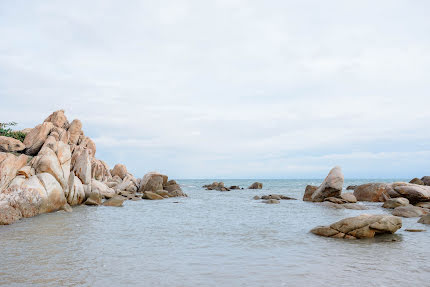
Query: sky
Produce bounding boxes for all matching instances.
[1,0,429,179]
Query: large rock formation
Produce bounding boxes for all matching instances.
[388,182,430,204]
[0,110,184,224]
[311,214,402,239]
[311,166,344,202]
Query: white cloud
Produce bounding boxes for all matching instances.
[1,0,429,178]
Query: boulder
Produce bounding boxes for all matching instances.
[0,136,25,152]
[139,172,166,192]
[311,166,344,202]
[303,185,317,201]
[71,148,92,185]
[389,182,430,204]
[421,176,430,186]
[84,190,102,206]
[91,158,111,181]
[340,192,357,203]
[80,137,96,157]
[23,122,54,155]
[410,178,424,185]
[392,205,428,218]
[248,182,263,189]
[68,119,82,145]
[382,198,409,209]
[65,172,85,206]
[91,179,115,199]
[0,172,67,225]
[154,190,169,198]
[142,191,164,200]
[44,110,69,129]
[103,195,126,207]
[0,152,28,190]
[111,164,128,180]
[418,214,430,224]
[311,214,402,239]
[353,183,392,202]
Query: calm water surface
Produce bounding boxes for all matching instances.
[1,179,429,286]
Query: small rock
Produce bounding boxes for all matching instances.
[418,214,430,224]
[248,182,263,189]
[405,229,426,232]
[340,192,357,203]
[103,195,126,207]
[253,195,261,200]
[142,191,164,200]
[346,185,357,190]
[263,199,279,204]
[382,198,410,209]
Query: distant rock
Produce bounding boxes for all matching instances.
[253,195,260,200]
[392,205,428,218]
[303,185,317,201]
[311,214,402,239]
[261,194,296,200]
[203,182,230,191]
[410,178,424,185]
[0,136,25,153]
[311,166,344,202]
[229,185,242,190]
[346,185,357,190]
[382,198,409,209]
[248,182,263,189]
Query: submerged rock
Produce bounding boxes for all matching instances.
[311,214,402,239]
[311,166,344,202]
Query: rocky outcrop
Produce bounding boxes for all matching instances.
[0,136,25,152]
[0,110,184,224]
[303,185,317,201]
[311,166,344,202]
[353,183,392,202]
[311,214,402,239]
[382,198,409,209]
[248,182,263,189]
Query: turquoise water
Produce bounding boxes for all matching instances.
[0,179,429,286]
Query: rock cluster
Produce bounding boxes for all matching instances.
[311,214,402,239]
[202,182,245,191]
[253,194,296,203]
[0,110,185,225]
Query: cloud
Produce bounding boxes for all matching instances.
[1,0,430,178]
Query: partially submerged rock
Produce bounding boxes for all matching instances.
[389,182,430,204]
[382,198,409,209]
[340,192,357,203]
[418,214,430,224]
[263,199,279,204]
[353,183,392,202]
[311,166,344,202]
[392,205,428,218]
[248,182,263,189]
[203,182,229,191]
[311,214,402,239]
[261,194,296,200]
[303,185,317,201]
[103,195,126,207]
[142,191,164,200]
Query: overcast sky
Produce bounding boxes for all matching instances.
[1,0,429,179]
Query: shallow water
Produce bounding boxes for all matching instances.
[1,179,429,287]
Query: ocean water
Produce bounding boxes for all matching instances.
[0,179,429,287]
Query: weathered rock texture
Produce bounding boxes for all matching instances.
[311,214,402,239]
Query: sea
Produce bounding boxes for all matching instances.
[0,179,429,286]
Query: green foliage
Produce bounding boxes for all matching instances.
[0,122,26,142]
